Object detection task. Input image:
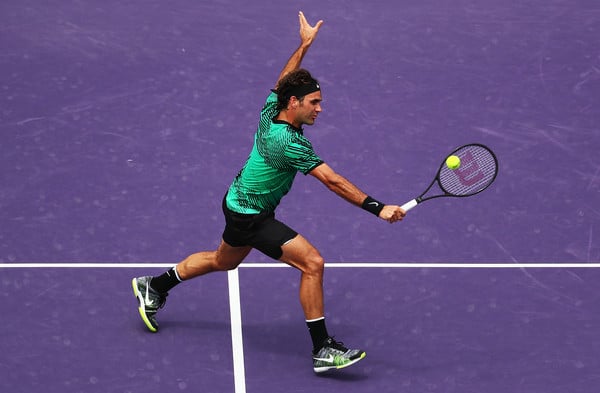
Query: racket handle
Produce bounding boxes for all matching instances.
[400,199,418,212]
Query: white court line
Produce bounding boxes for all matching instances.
[227,269,246,393]
[242,262,600,268]
[1,262,600,269]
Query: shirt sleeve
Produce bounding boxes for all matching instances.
[284,136,324,175]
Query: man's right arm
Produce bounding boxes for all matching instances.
[310,163,405,224]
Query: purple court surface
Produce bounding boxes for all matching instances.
[1,1,599,392]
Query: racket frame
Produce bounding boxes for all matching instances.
[401,143,498,211]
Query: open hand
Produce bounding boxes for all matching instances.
[299,11,323,46]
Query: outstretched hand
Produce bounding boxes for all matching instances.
[274,11,323,88]
[298,11,323,46]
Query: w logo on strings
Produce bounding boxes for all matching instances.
[454,151,484,186]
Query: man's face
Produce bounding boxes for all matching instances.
[296,91,322,126]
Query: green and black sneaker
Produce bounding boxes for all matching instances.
[132,276,168,332]
[312,337,366,373]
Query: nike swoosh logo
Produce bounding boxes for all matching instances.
[144,284,152,305]
[368,202,380,206]
[313,354,335,363]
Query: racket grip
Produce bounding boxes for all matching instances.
[400,199,418,212]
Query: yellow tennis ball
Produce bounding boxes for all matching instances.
[446,155,461,170]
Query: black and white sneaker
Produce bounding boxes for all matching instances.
[312,337,366,373]
[132,276,167,332]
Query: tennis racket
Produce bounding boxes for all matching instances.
[401,143,498,212]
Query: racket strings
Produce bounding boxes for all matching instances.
[438,146,497,196]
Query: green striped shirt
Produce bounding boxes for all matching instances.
[225,92,324,214]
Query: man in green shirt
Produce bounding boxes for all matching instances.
[133,11,405,373]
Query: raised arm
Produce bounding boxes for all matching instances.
[310,163,406,223]
[275,11,324,90]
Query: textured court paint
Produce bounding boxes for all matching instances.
[1,1,599,392]
[0,268,236,393]
[1,0,598,265]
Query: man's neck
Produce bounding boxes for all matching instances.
[276,110,301,129]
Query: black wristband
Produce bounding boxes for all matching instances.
[361,196,385,216]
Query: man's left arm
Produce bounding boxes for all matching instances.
[274,11,324,90]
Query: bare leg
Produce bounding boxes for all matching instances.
[175,240,252,280]
[279,234,325,320]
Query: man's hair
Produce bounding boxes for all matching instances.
[275,69,320,110]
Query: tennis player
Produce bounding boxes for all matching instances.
[132,11,405,373]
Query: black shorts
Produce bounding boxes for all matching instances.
[221,198,298,260]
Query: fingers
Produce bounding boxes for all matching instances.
[299,10,306,24]
[299,11,323,31]
[390,209,405,223]
[381,206,406,224]
[398,207,406,218]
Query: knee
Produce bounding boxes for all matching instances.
[213,252,240,272]
[212,258,236,272]
[303,252,325,276]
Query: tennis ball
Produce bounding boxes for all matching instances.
[446,155,461,170]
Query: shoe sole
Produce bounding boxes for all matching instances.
[131,278,159,333]
[313,352,366,373]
